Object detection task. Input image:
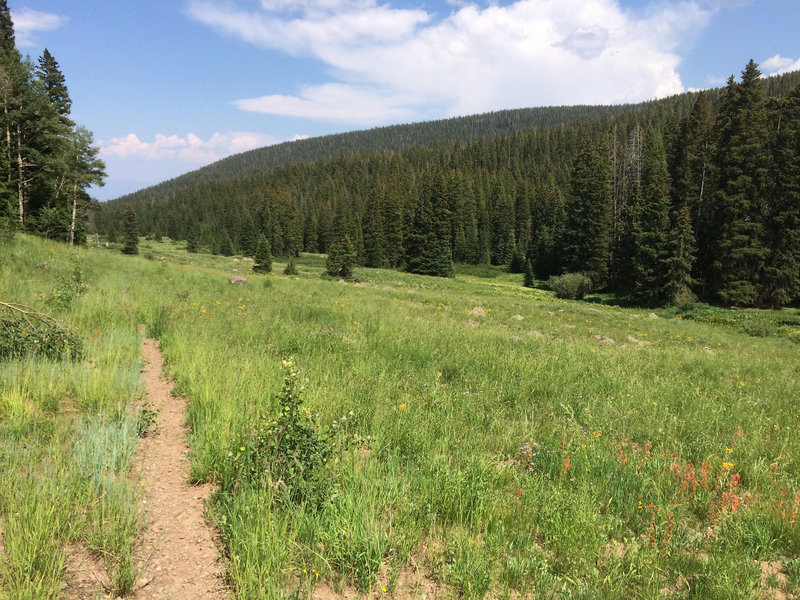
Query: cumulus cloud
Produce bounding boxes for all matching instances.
[188,0,709,125]
[100,131,283,164]
[11,8,66,47]
[762,54,800,76]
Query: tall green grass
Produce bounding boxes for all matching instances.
[2,234,799,599]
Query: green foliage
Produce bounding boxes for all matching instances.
[564,135,611,287]
[0,303,84,360]
[121,205,138,255]
[325,234,356,279]
[186,228,198,254]
[523,258,535,288]
[253,234,272,273]
[223,357,332,507]
[283,256,298,276]
[508,247,526,274]
[548,272,593,300]
[46,254,87,310]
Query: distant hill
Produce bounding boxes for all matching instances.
[94,66,800,308]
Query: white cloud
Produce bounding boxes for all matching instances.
[11,8,66,47]
[188,0,707,125]
[762,54,800,76]
[99,131,282,164]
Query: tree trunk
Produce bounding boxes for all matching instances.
[16,124,23,226]
[69,183,77,246]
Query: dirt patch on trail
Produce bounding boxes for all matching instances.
[131,332,228,599]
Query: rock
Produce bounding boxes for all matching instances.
[627,335,649,347]
[471,307,487,317]
[511,314,524,320]
[228,275,247,285]
[648,312,659,319]
[465,319,479,328]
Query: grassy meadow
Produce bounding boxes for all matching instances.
[1,234,799,599]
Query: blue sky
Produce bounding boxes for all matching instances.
[9,0,800,200]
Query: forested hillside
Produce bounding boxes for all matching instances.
[0,0,105,245]
[94,64,800,308]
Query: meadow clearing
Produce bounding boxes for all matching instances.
[0,234,799,599]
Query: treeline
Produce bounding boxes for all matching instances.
[0,0,105,244]
[96,62,800,307]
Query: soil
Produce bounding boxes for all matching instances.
[130,332,228,599]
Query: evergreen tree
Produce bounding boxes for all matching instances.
[405,168,453,277]
[761,84,800,307]
[563,135,611,287]
[253,234,272,273]
[121,205,138,255]
[186,227,199,253]
[632,128,672,305]
[509,247,526,273]
[326,234,356,279]
[708,61,770,305]
[218,231,234,257]
[283,256,298,275]
[238,210,257,257]
[362,193,387,268]
[677,91,715,276]
[664,202,697,303]
[36,49,73,126]
[0,0,14,52]
[523,258,535,288]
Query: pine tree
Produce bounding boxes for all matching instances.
[253,234,272,273]
[563,135,611,287]
[121,205,138,255]
[664,202,697,303]
[678,92,715,276]
[708,61,770,305]
[186,228,199,253]
[283,256,298,275]
[326,234,356,279]
[0,0,15,51]
[238,210,257,257]
[405,168,453,277]
[36,49,73,126]
[218,231,234,257]
[761,84,800,307]
[632,128,672,305]
[523,258,535,288]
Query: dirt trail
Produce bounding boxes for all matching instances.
[132,331,228,599]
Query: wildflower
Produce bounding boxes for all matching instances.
[722,462,734,470]
[353,321,360,325]
[398,403,406,410]
[593,431,602,438]
[436,371,442,377]
[725,447,733,453]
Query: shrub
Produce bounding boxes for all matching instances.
[47,255,88,310]
[283,256,298,276]
[548,272,593,300]
[223,357,331,507]
[0,303,84,360]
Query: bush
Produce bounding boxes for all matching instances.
[283,256,298,276]
[548,272,593,300]
[223,357,331,507]
[0,304,84,360]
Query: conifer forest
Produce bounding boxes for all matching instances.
[94,62,800,308]
[0,1,105,247]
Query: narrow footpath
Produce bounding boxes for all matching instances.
[132,331,228,599]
